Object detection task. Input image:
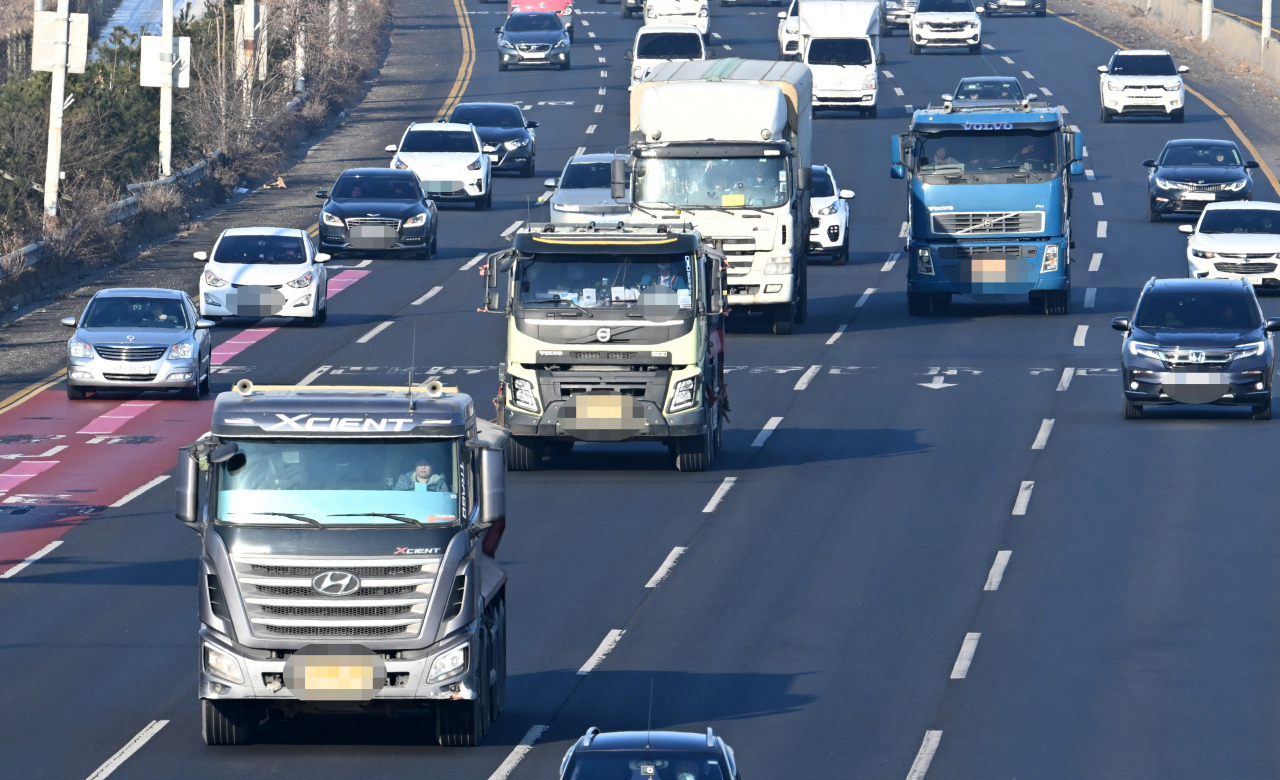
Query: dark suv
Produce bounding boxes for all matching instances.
[1113,277,1280,419]
[561,729,741,780]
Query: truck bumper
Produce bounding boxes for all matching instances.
[505,402,707,441]
[907,240,1068,295]
[726,273,793,307]
[813,88,877,109]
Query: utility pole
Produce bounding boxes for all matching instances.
[1264,0,1273,57]
[294,15,306,92]
[41,0,69,220]
[159,0,174,176]
[1201,0,1214,41]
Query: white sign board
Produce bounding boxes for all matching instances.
[31,12,89,74]
[139,35,191,88]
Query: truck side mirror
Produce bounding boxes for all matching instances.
[611,157,627,200]
[1070,161,1084,176]
[479,448,506,527]
[484,253,501,312]
[796,166,812,191]
[1073,132,1084,163]
[891,134,902,165]
[890,164,905,179]
[175,447,199,528]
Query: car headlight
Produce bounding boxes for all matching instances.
[204,645,245,685]
[916,247,934,275]
[1223,178,1249,192]
[394,157,409,170]
[784,22,798,32]
[552,202,579,212]
[967,19,979,27]
[863,74,876,89]
[1128,341,1165,361]
[553,37,569,49]
[886,0,901,7]
[764,260,790,275]
[68,338,94,358]
[504,139,528,151]
[1154,177,1184,190]
[1041,244,1060,273]
[1191,248,1215,259]
[403,213,428,228]
[203,269,227,287]
[467,158,483,171]
[168,341,196,359]
[322,211,344,227]
[428,644,469,683]
[499,39,515,49]
[1105,80,1123,91]
[510,376,539,412]
[913,18,925,26]
[698,6,708,15]
[1165,82,1181,91]
[816,202,838,216]
[633,66,645,79]
[668,377,699,413]
[286,271,315,288]
[1233,341,1267,359]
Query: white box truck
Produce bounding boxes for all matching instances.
[798,0,881,116]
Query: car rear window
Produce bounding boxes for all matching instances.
[82,296,189,329]
[1135,291,1261,330]
[213,234,308,264]
[1110,54,1177,76]
[636,32,703,58]
[560,161,613,189]
[400,130,479,154]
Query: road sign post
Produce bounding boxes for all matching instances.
[32,0,87,220]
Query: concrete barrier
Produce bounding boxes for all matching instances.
[1111,0,1280,82]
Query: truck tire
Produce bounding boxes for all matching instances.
[770,303,794,335]
[1122,395,1143,419]
[505,437,541,471]
[1041,289,1069,315]
[794,258,808,324]
[202,699,256,745]
[487,593,507,720]
[907,291,930,316]
[436,693,486,747]
[674,426,712,472]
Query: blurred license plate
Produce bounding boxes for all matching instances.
[111,363,151,375]
[1247,275,1264,285]
[488,154,499,162]
[1183,192,1215,201]
[1004,2,1027,6]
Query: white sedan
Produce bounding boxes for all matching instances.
[387,122,492,209]
[197,227,330,326]
[809,165,855,264]
[1183,201,1280,288]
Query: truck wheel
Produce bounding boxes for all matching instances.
[487,593,507,720]
[1253,398,1272,420]
[674,427,712,472]
[201,699,256,745]
[505,436,541,470]
[907,291,930,316]
[1042,289,1069,315]
[863,105,877,118]
[769,303,794,335]
[436,696,486,747]
[794,259,808,323]
[1122,395,1143,420]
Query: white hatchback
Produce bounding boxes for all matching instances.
[387,122,493,209]
[197,227,330,326]
[1183,202,1280,288]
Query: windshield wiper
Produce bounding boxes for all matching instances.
[329,512,426,528]
[985,165,1046,180]
[231,511,326,529]
[522,298,594,318]
[683,204,735,216]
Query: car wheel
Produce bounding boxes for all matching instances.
[199,369,210,395]
[835,233,849,265]
[560,56,571,70]
[1122,395,1143,419]
[179,384,201,400]
[909,41,921,55]
[476,188,491,210]
[1035,8,1046,15]
[318,301,328,324]
[1253,398,1272,420]
[969,43,981,54]
[1147,200,1161,222]
[1100,105,1112,123]
[499,60,508,71]
[521,155,535,178]
[1171,108,1185,123]
[67,384,87,400]
[568,28,575,43]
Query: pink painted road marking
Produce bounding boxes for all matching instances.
[212,327,278,365]
[0,461,58,493]
[76,401,161,435]
[327,269,370,295]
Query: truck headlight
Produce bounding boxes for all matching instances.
[427,644,468,683]
[510,377,539,412]
[403,213,428,228]
[204,645,245,685]
[68,338,94,358]
[168,341,196,359]
[203,269,228,287]
[286,271,315,288]
[916,247,934,275]
[1191,248,1215,259]
[668,377,699,413]
[764,260,790,275]
[862,74,876,90]
[1040,244,1060,273]
[322,211,345,227]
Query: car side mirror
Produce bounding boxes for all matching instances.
[315,253,332,262]
[315,190,328,199]
[706,48,717,58]
[60,316,76,327]
[941,93,954,102]
[1178,65,1189,73]
[193,250,208,260]
[1026,93,1038,101]
[494,26,503,33]
[625,50,634,60]
[1246,160,1260,169]
[778,10,787,16]
[1266,317,1280,333]
[526,120,538,128]
[544,178,557,188]
[1178,224,1194,234]
[1096,65,1108,73]
[1111,317,1130,332]
[1142,159,1156,168]
[385,144,398,153]
[195,319,216,329]
[839,189,855,199]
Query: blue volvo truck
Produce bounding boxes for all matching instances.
[891,98,1084,315]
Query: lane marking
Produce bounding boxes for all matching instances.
[212,327,279,365]
[86,720,169,780]
[594,104,603,113]
[593,43,601,50]
[600,70,607,77]
[1084,288,1096,309]
[1084,169,1096,181]
[501,220,524,237]
[461,253,486,271]
[588,31,595,37]
[586,125,597,133]
[578,629,625,674]
[413,286,444,305]
[950,633,982,679]
[297,365,331,386]
[899,221,909,238]
[1089,252,1102,272]
[1012,481,1035,515]
[1092,192,1103,206]
[982,42,995,49]
[326,269,371,295]
[109,475,171,508]
[1039,86,1053,96]
[1073,325,1088,346]
[906,731,943,780]
[0,540,62,579]
[711,31,721,37]
[1057,366,1074,391]
[78,401,159,435]
[894,87,904,96]
[984,550,1012,591]
[1022,70,1034,78]
[1000,55,1014,63]
[599,86,606,95]
[598,56,606,63]
[1096,221,1106,238]
[702,477,737,512]
[794,365,822,390]
[645,547,688,587]
[882,253,899,272]
[1059,105,1069,113]
[904,103,913,113]
[486,726,549,780]
[722,44,732,50]
[0,444,67,460]
[0,369,67,417]
[856,288,876,308]
[435,0,476,121]
[357,321,395,344]
[575,146,586,156]
[882,69,894,78]
[1031,418,1054,450]
[826,324,848,345]
[751,417,783,447]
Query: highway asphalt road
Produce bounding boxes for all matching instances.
[2,0,1280,779]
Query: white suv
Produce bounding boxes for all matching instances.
[1183,202,1280,287]
[808,165,855,264]
[1098,49,1187,123]
[645,0,710,36]
[909,0,980,55]
[386,122,492,209]
[628,26,708,88]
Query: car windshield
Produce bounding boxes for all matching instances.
[636,32,703,58]
[1135,291,1261,331]
[1198,209,1280,235]
[635,156,788,209]
[916,130,1061,176]
[216,440,460,527]
[515,252,695,315]
[917,0,973,11]
[1110,54,1177,75]
[213,234,308,265]
[332,176,422,199]
[505,13,561,31]
[561,161,613,189]
[807,38,872,66]
[955,79,1024,101]
[82,296,189,329]
[564,752,729,780]
[1160,144,1241,167]
[811,170,835,198]
[399,130,479,154]
[451,105,524,128]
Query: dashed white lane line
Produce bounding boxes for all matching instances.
[501,220,524,237]
[575,146,586,156]
[578,629,625,674]
[1089,252,1102,272]
[1096,221,1107,238]
[984,550,1012,591]
[794,365,822,390]
[580,18,589,24]
[600,70,607,77]
[899,221,909,238]
[1000,55,1014,63]
[882,69,894,77]
[826,324,848,345]
[722,44,732,50]
[1057,366,1075,391]
[486,726,549,780]
[1012,481,1035,515]
[1084,288,1096,309]
[1031,418,1054,450]
[1073,325,1088,346]
[982,42,995,50]
[894,87,904,96]
[906,731,943,780]
[1092,192,1103,206]
[645,547,688,587]
[882,253,899,272]
[598,56,607,63]
[593,43,601,50]
[752,417,784,447]
[413,286,444,306]
[1085,169,1096,180]
[598,86,606,95]
[856,288,876,307]
[586,124,597,134]
[1040,86,1053,96]
[461,252,486,271]
[0,540,62,579]
[588,31,595,37]
[357,320,395,344]
[297,365,331,386]
[949,633,982,679]
[702,476,738,512]
[110,475,171,508]
[85,720,169,780]
[711,31,721,37]
[1021,70,1034,79]
[594,104,603,113]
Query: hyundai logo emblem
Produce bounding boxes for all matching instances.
[312,570,361,596]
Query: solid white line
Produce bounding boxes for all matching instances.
[1073,325,1088,347]
[1022,70,1034,79]
[575,146,586,156]
[461,252,486,271]
[906,731,943,780]
[949,633,981,679]
[882,69,894,77]
[826,324,848,345]
[1083,288,1096,309]
[702,476,738,512]
[1092,192,1103,206]
[1012,481,1035,515]
[594,104,603,113]
[1085,169,1096,180]
[297,365,331,386]
[357,320,395,344]
[501,220,524,238]
[0,540,63,579]
[85,720,169,780]
[984,550,1012,591]
[1040,86,1053,96]
[486,726,549,780]
[899,221,909,238]
[1057,366,1074,391]
[856,288,876,307]
[645,547,688,587]
[1001,55,1014,63]
[1031,418,1054,450]
[894,87,904,96]
[586,125,597,134]
[578,629,625,674]
[412,286,444,306]
[794,365,822,391]
[1088,252,1102,272]
[1096,221,1107,238]
[751,417,783,447]
[110,475,171,508]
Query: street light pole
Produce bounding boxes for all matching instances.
[42,0,69,219]
[159,0,174,176]
[1201,0,1214,41]
[1264,0,1273,58]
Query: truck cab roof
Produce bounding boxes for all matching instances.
[512,223,702,254]
[210,385,476,438]
[911,103,1065,132]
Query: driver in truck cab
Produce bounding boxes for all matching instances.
[640,262,688,289]
[394,457,449,491]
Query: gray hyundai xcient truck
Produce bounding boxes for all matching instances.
[176,380,509,746]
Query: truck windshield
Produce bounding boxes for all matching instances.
[916,130,1060,178]
[807,38,873,66]
[215,440,460,528]
[636,32,703,58]
[635,156,788,209]
[515,252,694,314]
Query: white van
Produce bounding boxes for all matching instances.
[799,0,881,116]
[645,0,710,36]
[627,26,710,88]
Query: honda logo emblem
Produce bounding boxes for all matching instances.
[312,570,361,596]
[1189,351,1206,364]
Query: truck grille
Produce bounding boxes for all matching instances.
[232,554,440,641]
[936,245,1038,261]
[94,345,167,361]
[932,211,1045,235]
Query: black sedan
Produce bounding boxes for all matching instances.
[495,13,572,72]
[1145,138,1259,222]
[449,103,539,178]
[316,169,438,259]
